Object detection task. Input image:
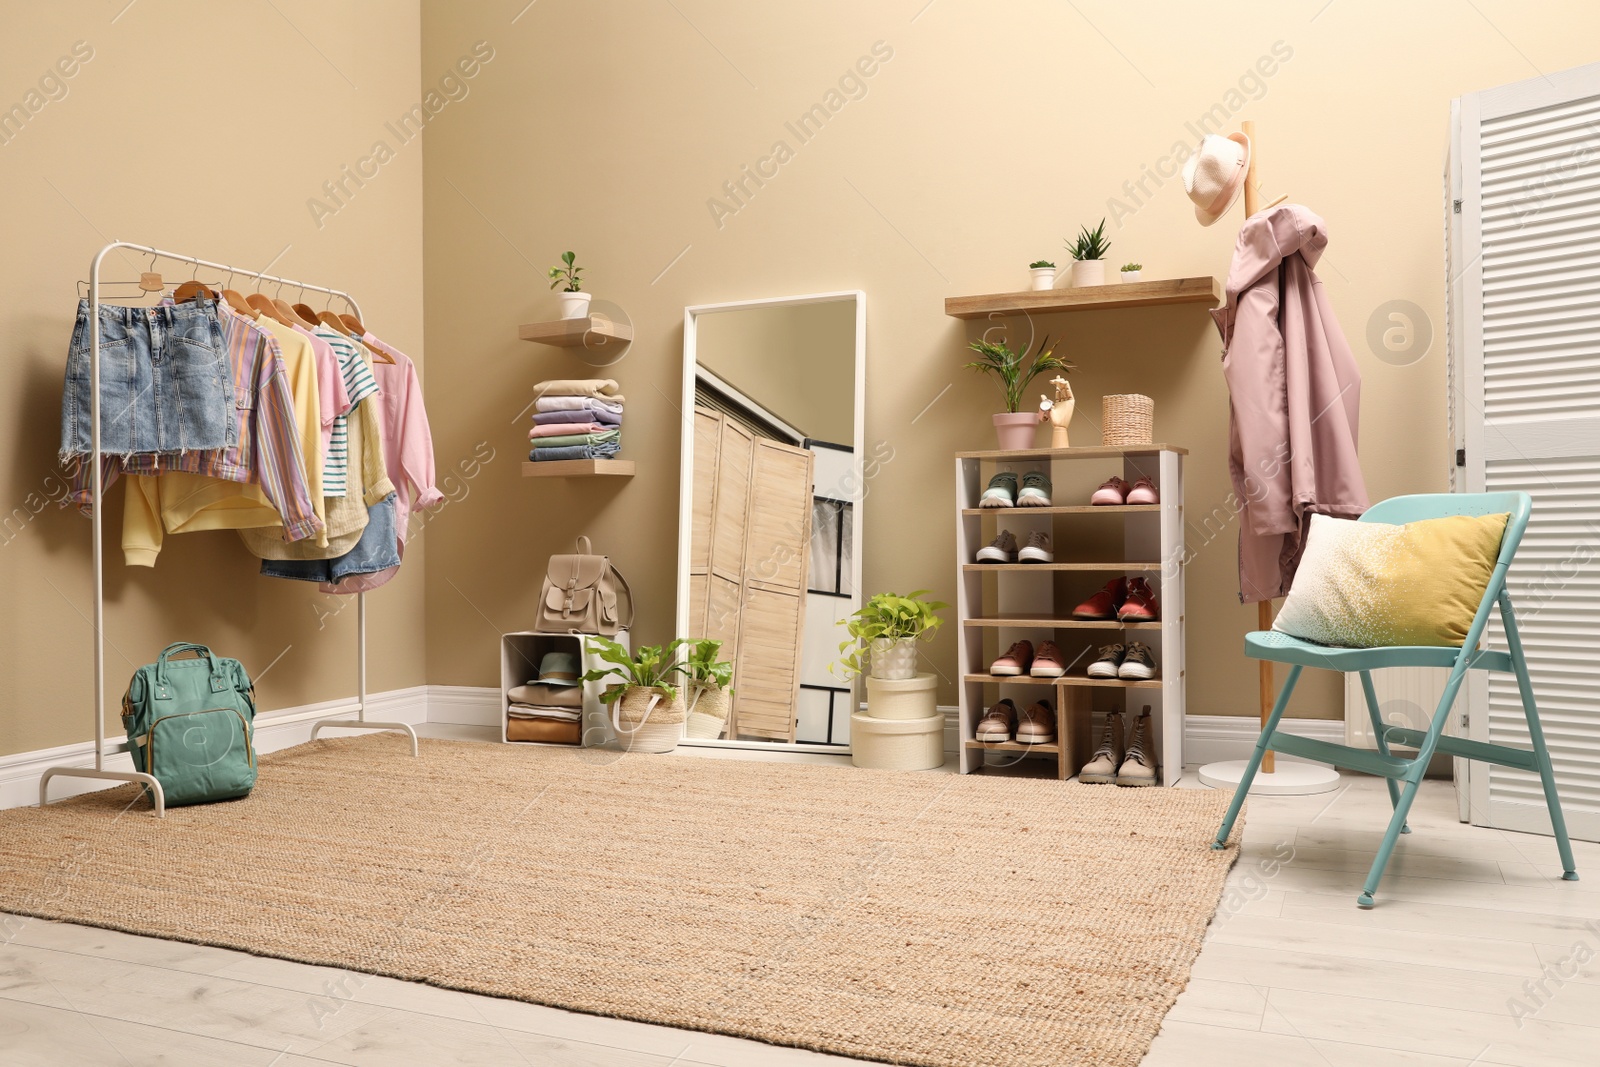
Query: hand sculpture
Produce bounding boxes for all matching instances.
[1039,376,1075,447]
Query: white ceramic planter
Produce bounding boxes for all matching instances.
[1070,260,1106,287]
[1029,267,1056,291]
[557,291,592,320]
[992,411,1038,450]
[869,636,919,680]
[1120,270,1142,283]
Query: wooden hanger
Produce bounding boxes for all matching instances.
[295,304,335,330]
[339,312,394,362]
[172,280,217,303]
[315,310,353,335]
[274,298,319,330]
[246,292,293,327]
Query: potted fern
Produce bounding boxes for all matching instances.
[1066,219,1110,287]
[581,637,685,753]
[676,638,734,740]
[965,335,1073,449]
[835,590,947,681]
[1028,259,1057,291]
[548,251,589,319]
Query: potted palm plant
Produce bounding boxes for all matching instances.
[1066,219,1110,287]
[834,590,947,681]
[676,638,734,740]
[965,335,1073,449]
[548,251,589,319]
[581,637,686,753]
[1028,260,1057,290]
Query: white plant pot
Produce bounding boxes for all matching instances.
[557,291,592,320]
[1070,260,1106,287]
[1029,267,1057,291]
[1120,270,1142,283]
[869,637,919,680]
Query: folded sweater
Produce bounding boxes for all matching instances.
[529,441,621,462]
[533,408,621,427]
[536,396,623,414]
[529,430,621,449]
[534,378,624,401]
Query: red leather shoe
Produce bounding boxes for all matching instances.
[1118,577,1160,621]
[1072,577,1128,620]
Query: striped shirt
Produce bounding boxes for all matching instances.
[315,327,379,497]
[67,304,322,543]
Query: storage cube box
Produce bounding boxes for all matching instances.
[500,631,629,746]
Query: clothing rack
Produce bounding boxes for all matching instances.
[39,241,420,819]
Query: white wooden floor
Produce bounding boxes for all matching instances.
[2,744,1595,1066]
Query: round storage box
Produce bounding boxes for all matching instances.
[864,672,938,720]
[850,711,945,771]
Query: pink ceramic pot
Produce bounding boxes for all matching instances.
[992,412,1039,450]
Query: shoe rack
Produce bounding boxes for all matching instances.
[954,445,1186,784]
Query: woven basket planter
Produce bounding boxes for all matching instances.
[684,684,730,740]
[612,687,684,753]
[1102,393,1154,445]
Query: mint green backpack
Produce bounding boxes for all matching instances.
[122,642,258,807]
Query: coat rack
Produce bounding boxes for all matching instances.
[1197,122,1340,797]
[38,241,421,818]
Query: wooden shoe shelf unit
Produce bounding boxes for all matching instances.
[954,444,1186,784]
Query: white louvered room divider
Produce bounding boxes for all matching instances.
[1451,63,1600,841]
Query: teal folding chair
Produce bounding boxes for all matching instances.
[1211,492,1578,907]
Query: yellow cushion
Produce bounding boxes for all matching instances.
[1273,512,1510,648]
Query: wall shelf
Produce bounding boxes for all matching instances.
[522,459,635,478]
[944,277,1222,319]
[518,316,634,347]
[956,443,1188,460]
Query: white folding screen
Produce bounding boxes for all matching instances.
[1451,63,1600,842]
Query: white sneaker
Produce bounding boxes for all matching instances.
[1017,531,1054,563]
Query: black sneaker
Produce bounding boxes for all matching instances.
[1118,641,1156,680]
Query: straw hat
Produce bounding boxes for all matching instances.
[1182,132,1251,226]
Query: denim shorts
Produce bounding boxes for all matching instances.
[260,495,401,584]
[60,298,235,459]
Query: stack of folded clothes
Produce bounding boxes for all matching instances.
[505,650,587,744]
[529,378,623,462]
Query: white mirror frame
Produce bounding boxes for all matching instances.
[676,291,867,752]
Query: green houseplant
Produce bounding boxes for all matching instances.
[547,251,590,320]
[1028,259,1057,291]
[1120,261,1143,282]
[581,637,686,752]
[965,335,1073,449]
[675,638,735,740]
[834,590,948,681]
[1066,219,1110,287]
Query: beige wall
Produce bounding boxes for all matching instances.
[695,299,857,445]
[0,3,424,756]
[419,0,1600,720]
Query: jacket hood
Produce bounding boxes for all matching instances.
[1211,204,1330,347]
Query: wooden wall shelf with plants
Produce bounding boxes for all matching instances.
[518,316,633,348]
[944,277,1222,319]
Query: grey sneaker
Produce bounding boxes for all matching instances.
[1116,707,1157,786]
[1079,711,1123,783]
[1118,641,1156,680]
[1018,470,1053,507]
[1086,643,1125,679]
[976,529,1018,563]
[980,471,1018,508]
[1018,531,1054,563]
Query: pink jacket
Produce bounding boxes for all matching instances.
[1212,204,1368,603]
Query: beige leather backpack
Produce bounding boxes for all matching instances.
[536,536,634,635]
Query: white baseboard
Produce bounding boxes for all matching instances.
[0,687,1343,809]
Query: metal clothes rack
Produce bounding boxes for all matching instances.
[39,241,420,818]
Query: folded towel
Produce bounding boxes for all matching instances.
[530,422,611,439]
[530,430,621,449]
[533,378,625,402]
[508,705,582,721]
[529,442,622,462]
[533,408,622,427]
[508,683,583,707]
[536,396,624,414]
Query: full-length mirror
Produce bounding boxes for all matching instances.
[677,292,865,749]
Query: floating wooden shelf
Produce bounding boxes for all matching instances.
[962,673,1164,690]
[945,276,1222,319]
[962,615,1163,630]
[522,459,635,478]
[518,316,633,348]
[962,562,1162,572]
[961,504,1163,516]
[956,443,1188,460]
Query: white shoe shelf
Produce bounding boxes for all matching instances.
[954,445,1187,784]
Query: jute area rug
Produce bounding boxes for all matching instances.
[0,735,1241,1066]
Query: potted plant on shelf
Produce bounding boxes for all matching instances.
[676,637,734,740]
[1028,260,1057,291]
[965,334,1073,449]
[581,637,686,753]
[834,590,947,681]
[548,251,589,320]
[1065,219,1110,287]
[1120,261,1143,282]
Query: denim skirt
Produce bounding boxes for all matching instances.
[260,495,401,584]
[60,298,235,458]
